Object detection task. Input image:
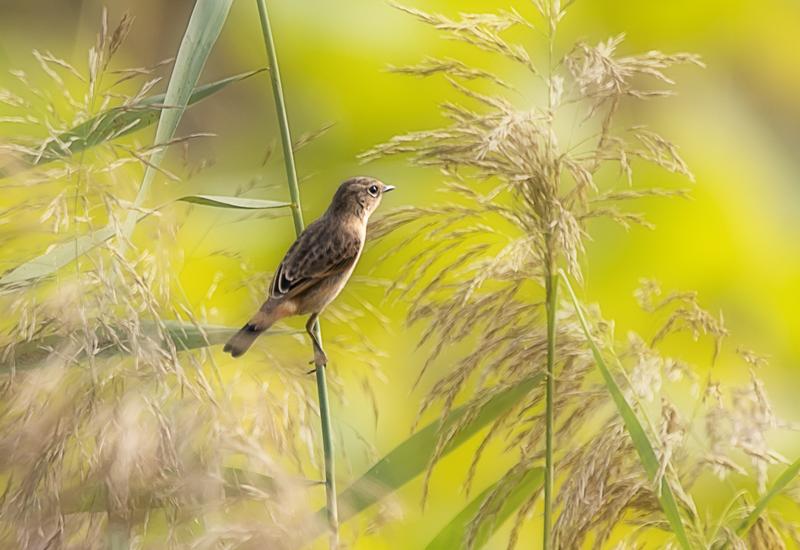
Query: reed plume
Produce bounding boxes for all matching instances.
[364,2,797,548]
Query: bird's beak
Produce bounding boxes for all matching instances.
[383,185,396,193]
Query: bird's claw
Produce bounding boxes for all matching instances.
[306,350,327,373]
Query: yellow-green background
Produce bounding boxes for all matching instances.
[1,0,798,547]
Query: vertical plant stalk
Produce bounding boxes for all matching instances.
[254,0,339,546]
[107,513,130,550]
[542,4,559,548]
[543,266,558,549]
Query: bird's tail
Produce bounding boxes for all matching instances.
[223,310,274,358]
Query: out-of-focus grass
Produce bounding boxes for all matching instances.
[1,1,798,548]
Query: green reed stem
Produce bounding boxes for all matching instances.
[543,4,559,544]
[108,515,130,550]
[255,1,339,546]
[543,267,558,550]
[256,0,304,234]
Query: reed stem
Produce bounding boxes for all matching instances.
[255,1,339,546]
[543,3,559,544]
[543,266,558,550]
[107,514,130,550]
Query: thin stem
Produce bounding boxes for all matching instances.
[542,3,559,548]
[107,514,130,550]
[256,0,304,234]
[543,265,558,550]
[314,322,339,540]
[255,1,339,546]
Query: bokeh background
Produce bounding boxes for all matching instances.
[1,0,798,547]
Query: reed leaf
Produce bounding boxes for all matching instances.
[426,467,544,550]
[1,0,235,289]
[559,270,692,550]
[0,189,286,288]
[60,467,305,514]
[305,374,545,542]
[737,456,800,536]
[121,0,233,238]
[4,320,298,372]
[177,194,290,210]
[0,210,150,288]
[1,70,261,175]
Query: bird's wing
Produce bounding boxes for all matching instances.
[269,219,362,300]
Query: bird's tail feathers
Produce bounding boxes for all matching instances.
[223,310,274,358]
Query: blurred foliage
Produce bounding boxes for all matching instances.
[0,0,798,548]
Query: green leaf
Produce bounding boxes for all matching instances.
[559,270,693,550]
[1,1,237,288]
[122,0,233,237]
[426,467,544,550]
[0,210,150,288]
[4,320,298,372]
[0,191,286,289]
[60,467,293,514]
[21,70,261,168]
[304,373,544,541]
[177,194,291,210]
[737,456,800,536]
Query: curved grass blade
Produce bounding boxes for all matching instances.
[559,270,692,550]
[737,456,800,536]
[426,467,544,550]
[2,0,235,288]
[0,210,150,289]
[60,467,307,514]
[4,320,299,372]
[177,194,290,210]
[0,190,286,288]
[303,374,545,542]
[3,70,261,173]
[122,0,233,238]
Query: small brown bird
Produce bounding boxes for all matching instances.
[223,176,395,363]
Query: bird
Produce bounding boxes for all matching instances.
[223,176,395,364]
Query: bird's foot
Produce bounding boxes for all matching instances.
[306,348,328,373]
[313,348,328,368]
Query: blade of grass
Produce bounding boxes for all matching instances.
[0,70,261,176]
[426,467,544,550]
[0,190,291,288]
[177,194,290,210]
[121,0,233,239]
[61,467,304,514]
[303,374,545,544]
[254,1,340,547]
[0,210,150,288]
[737,456,800,536]
[1,0,237,288]
[5,320,299,372]
[559,269,692,550]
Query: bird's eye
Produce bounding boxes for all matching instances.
[368,185,379,197]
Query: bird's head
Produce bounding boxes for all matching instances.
[330,176,395,220]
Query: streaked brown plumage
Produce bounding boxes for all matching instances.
[223,176,394,362]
